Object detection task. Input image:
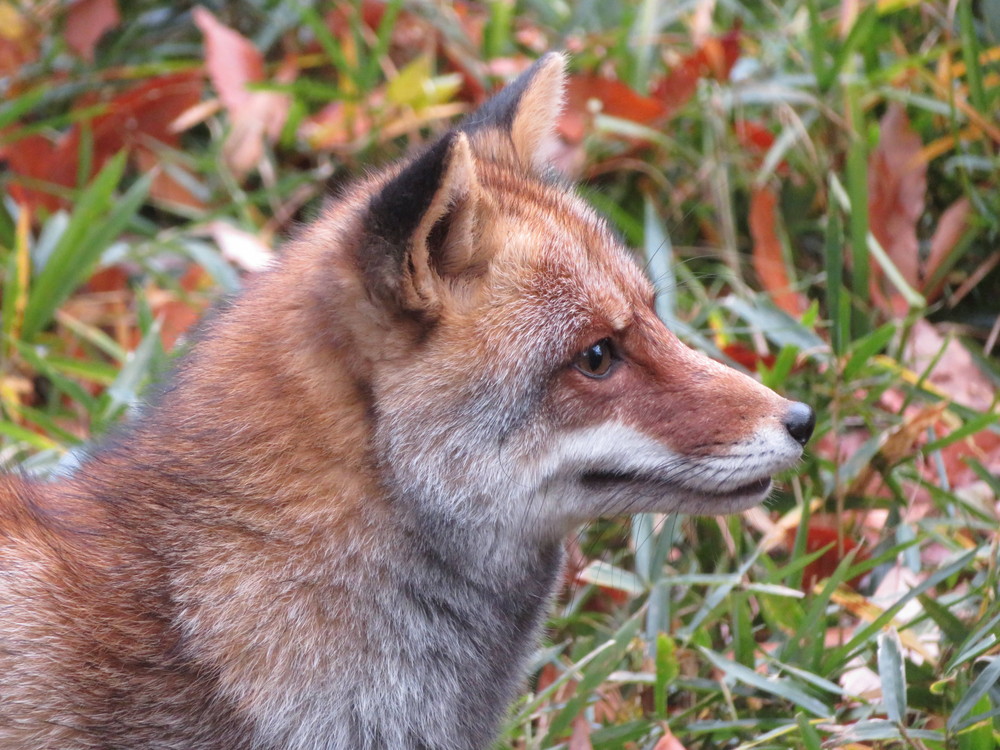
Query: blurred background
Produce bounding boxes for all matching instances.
[0,1,998,747]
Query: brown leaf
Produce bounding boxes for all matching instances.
[868,103,927,297]
[749,185,806,316]
[568,715,593,750]
[64,0,120,61]
[847,401,949,496]
[923,197,971,300]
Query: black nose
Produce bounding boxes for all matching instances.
[784,402,815,446]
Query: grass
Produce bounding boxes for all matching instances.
[1,1,999,747]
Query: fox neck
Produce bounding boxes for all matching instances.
[94,358,564,748]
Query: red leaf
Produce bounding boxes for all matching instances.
[720,342,776,371]
[868,103,926,301]
[735,119,775,152]
[787,524,864,590]
[652,29,742,116]
[64,0,120,61]
[3,72,202,213]
[192,7,263,113]
[749,186,806,315]
[560,75,668,143]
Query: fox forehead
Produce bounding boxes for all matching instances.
[475,170,655,339]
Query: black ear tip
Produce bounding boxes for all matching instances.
[461,52,567,134]
[365,132,458,252]
[783,402,816,446]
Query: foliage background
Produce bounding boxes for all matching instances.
[1,1,998,747]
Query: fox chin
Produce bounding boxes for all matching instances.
[0,53,814,749]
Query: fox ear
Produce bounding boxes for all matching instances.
[362,131,482,315]
[463,52,567,171]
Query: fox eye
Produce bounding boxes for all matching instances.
[574,338,615,378]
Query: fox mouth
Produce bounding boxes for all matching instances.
[580,470,773,505]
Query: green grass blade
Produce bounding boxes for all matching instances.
[948,656,1000,732]
[21,153,149,340]
[958,0,988,113]
[877,628,907,724]
[699,648,831,717]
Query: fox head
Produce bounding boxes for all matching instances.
[296,54,814,544]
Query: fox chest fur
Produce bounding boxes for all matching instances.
[0,54,813,749]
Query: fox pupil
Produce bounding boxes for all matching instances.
[577,339,613,377]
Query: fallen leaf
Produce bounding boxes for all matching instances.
[735,119,775,152]
[560,75,668,145]
[652,30,741,115]
[0,1,41,77]
[923,197,971,300]
[653,726,688,750]
[846,400,949,496]
[785,522,864,589]
[906,319,995,412]
[300,99,375,151]
[133,146,204,210]
[193,7,292,177]
[3,71,203,213]
[64,0,120,61]
[568,715,593,750]
[192,7,263,113]
[720,341,776,371]
[208,220,274,273]
[558,30,740,146]
[868,103,927,306]
[749,185,806,316]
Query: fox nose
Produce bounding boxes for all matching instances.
[783,402,815,446]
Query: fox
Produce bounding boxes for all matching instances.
[0,53,814,749]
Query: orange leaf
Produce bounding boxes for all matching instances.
[64,0,120,61]
[868,103,926,298]
[749,186,806,316]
